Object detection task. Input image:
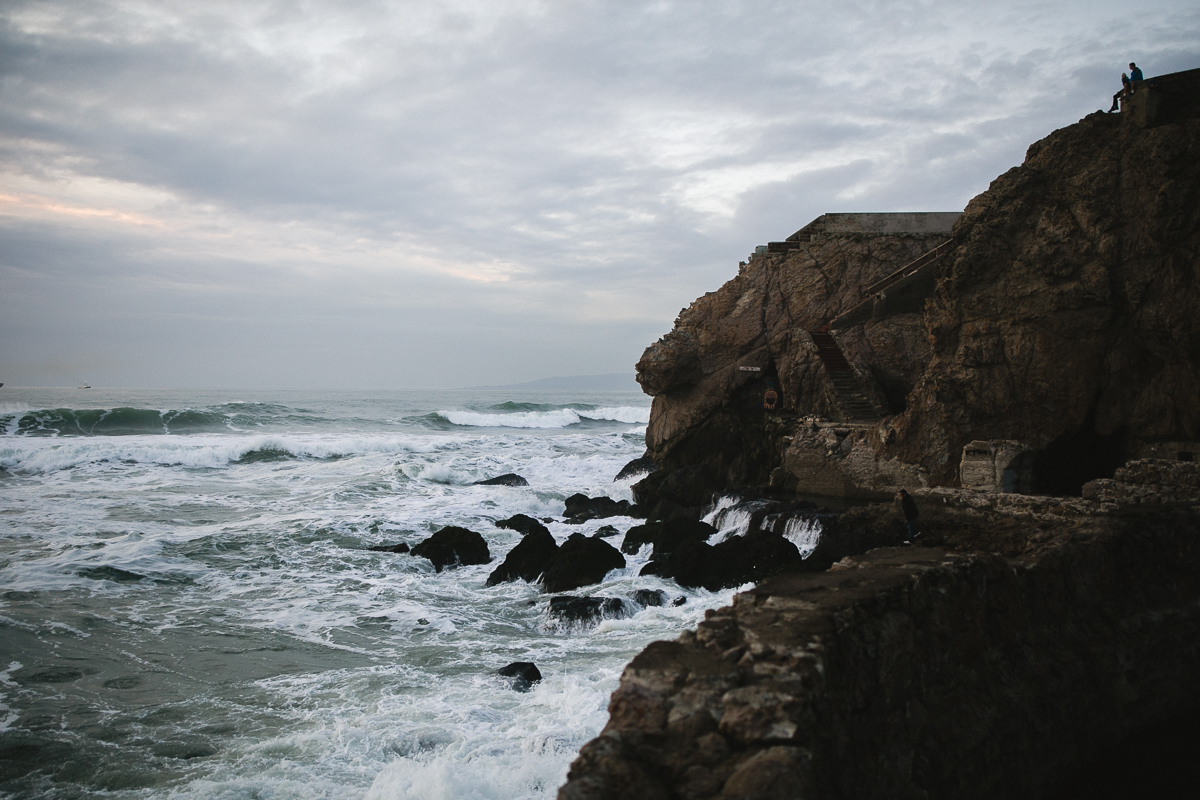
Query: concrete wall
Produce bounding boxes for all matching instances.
[801,212,962,236]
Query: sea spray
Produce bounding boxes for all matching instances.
[0,387,740,799]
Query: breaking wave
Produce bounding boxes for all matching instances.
[436,405,649,429]
[0,435,433,474]
[0,403,330,437]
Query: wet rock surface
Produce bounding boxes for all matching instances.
[368,542,410,553]
[474,473,529,487]
[563,494,641,524]
[547,596,628,624]
[410,526,491,572]
[614,456,659,482]
[495,513,551,536]
[497,661,542,692]
[486,527,559,587]
[541,534,627,593]
[633,108,1200,505]
[558,510,1200,800]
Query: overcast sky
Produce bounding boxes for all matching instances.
[1,0,1196,389]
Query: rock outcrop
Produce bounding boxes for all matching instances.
[561,83,1200,800]
[633,102,1200,506]
[558,509,1200,800]
[410,526,491,572]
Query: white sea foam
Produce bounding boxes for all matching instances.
[0,433,436,473]
[0,661,22,732]
[703,495,770,543]
[782,516,823,558]
[440,406,648,429]
[0,388,712,799]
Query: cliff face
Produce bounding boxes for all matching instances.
[557,509,1200,800]
[634,108,1200,504]
[894,110,1200,485]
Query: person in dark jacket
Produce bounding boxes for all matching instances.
[897,489,919,540]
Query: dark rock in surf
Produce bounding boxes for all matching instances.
[640,528,803,591]
[632,589,666,607]
[486,528,559,586]
[541,533,626,593]
[614,456,658,482]
[369,542,410,554]
[475,473,530,487]
[593,525,620,538]
[497,661,542,692]
[563,494,640,523]
[410,526,491,572]
[620,518,717,556]
[496,513,551,537]
[547,595,628,624]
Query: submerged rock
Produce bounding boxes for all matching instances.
[474,473,529,487]
[368,542,410,553]
[614,456,658,482]
[410,526,491,572]
[497,661,542,692]
[620,517,717,556]
[562,494,640,523]
[640,528,804,591]
[631,589,666,607]
[485,528,559,586]
[547,595,627,624]
[495,513,551,536]
[541,534,626,593]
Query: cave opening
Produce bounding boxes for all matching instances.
[1030,414,1128,496]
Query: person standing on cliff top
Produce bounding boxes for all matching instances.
[897,489,919,541]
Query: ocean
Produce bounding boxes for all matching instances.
[0,388,744,800]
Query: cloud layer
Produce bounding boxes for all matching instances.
[2,0,1196,388]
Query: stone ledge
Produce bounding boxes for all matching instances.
[558,511,1200,800]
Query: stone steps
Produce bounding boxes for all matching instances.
[809,331,884,422]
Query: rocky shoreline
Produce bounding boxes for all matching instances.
[557,502,1200,800]
[557,78,1200,799]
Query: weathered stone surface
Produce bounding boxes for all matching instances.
[547,596,628,624]
[563,494,639,523]
[474,473,529,487]
[485,527,559,586]
[889,111,1200,487]
[497,661,542,692]
[541,533,627,593]
[368,542,410,553]
[495,513,551,537]
[614,456,659,482]
[558,510,1200,800]
[620,518,717,556]
[634,108,1200,504]
[410,526,491,572]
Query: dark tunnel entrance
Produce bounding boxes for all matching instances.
[1030,417,1128,497]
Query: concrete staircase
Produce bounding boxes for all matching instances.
[809,329,884,422]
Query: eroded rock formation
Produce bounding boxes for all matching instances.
[634,105,1200,506]
[558,508,1200,800]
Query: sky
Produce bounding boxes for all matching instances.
[1,0,1197,390]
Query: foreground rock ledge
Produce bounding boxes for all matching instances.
[557,509,1200,800]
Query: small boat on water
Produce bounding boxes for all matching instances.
[79,380,91,389]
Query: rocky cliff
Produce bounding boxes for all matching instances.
[559,82,1200,800]
[634,104,1200,508]
[558,505,1200,800]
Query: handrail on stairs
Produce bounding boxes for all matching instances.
[858,238,955,298]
